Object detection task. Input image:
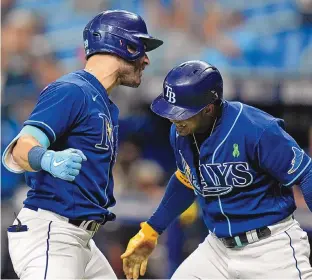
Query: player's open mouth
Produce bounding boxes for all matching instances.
[176,125,188,134]
[177,124,186,128]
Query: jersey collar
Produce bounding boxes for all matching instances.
[200,101,243,162]
[77,70,110,104]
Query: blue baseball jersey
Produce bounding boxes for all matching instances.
[171,101,312,238]
[23,70,119,222]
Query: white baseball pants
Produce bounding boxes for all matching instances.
[172,216,312,279]
[7,207,117,279]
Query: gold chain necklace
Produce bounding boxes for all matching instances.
[192,117,217,155]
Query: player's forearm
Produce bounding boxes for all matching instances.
[298,165,312,212]
[12,134,86,181]
[12,135,41,172]
[147,174,196,234]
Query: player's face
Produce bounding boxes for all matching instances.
[171,113,204,136]
[118,46,150,88]
[171,105,215,136]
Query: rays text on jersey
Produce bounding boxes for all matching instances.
[199,162,253,196]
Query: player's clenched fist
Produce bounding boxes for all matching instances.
[121,222,158,279]
[41,148,87,181]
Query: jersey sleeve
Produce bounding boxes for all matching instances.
[24,82,87,143]
[169,124,194,190]
[169,124,183,171]
[257,119,312,187]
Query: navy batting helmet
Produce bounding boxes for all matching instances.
[151,60,223,121]
[83,10,163,61]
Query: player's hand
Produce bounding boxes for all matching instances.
[121,222,158,280]
[41,148,87,181]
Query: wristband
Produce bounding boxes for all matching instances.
[28,146,47,171]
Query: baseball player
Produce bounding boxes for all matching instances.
[121,60,312,279]
[2,10,162,279]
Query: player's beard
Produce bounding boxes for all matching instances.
[118,58,144,88]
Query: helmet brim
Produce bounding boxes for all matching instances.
[134,33,163,52]
[150,95,205,121]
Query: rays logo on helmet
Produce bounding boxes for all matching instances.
[165,85,176,104]
[287,147,304,174]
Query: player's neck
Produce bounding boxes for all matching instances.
[84,55,120,94]
[194,104,222,140]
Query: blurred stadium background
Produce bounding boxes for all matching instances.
[1,0,312,278]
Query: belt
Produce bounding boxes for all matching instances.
[220,226,271,248]
[23,205,104,233]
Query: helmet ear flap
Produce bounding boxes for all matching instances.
[92,32,101,41]
[127,44,139,55]
[212,98,222,106]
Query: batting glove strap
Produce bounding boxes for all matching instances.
[140,222,159,241]
[28,146,47,171]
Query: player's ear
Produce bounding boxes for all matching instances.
[202,104,215,117]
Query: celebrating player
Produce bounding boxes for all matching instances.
[2,10,162,279]
[121,60,312,279]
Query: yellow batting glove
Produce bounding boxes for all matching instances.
[121,222,158,280]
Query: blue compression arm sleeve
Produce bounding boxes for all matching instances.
[147,174,196,234]
[298,165,312,212]
[2,125,50,173]
[21,125,50,148]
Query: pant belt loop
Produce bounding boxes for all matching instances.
[246,231,253,243]
[89,222,98,232]
[82,220,93,230]
[234,236,243,247]
[251,230,259,242]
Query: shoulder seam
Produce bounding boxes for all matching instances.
[44,81,87,99]
[60,81,87,97]
[254,118,280,169]
[58,82,89,127]
[254,118,279,148]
